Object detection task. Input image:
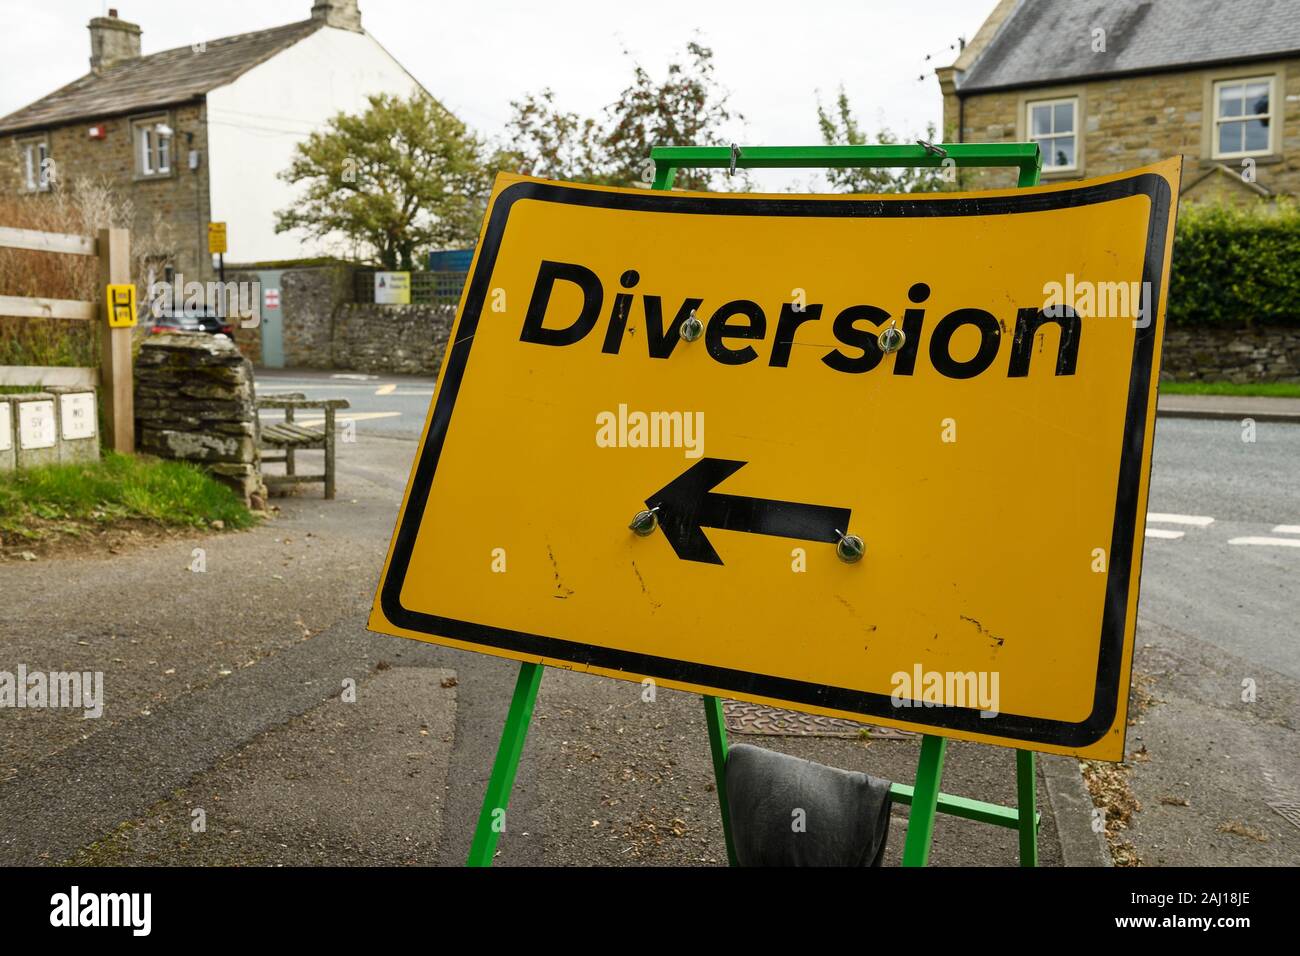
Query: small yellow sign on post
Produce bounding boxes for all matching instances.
[105,283,137,328]
[369,162,1181,760]
[207,221,227,255]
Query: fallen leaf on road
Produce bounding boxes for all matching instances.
[1159,795,1189,806]
[1217,821,1268,842]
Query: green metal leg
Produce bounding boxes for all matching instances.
[466,661,544,867]
[900,734,948,866]
[1017,749,1039,867]
[702,695,738,866]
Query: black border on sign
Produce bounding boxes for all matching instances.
[380,174,1172,748]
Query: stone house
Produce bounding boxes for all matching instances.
[937,0,1300,202]
[0,0,422,285]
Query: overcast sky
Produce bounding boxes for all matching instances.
[0,0,996,189]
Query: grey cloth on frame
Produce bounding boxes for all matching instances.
[724,742,893,867]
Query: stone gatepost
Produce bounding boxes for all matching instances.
[134,334,266,506]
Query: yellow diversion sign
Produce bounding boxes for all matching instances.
[370,160,1181,760]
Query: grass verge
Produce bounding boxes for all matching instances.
[0,452,254,550]
[1162,381,1300,398]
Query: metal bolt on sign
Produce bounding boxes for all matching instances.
[835,530,865,563]
[679,309,704,342]
[629,507,659,536]
[878,319,906,355]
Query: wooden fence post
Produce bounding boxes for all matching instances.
[97,227,133,454]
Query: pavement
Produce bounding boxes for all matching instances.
[0,372,1295,867]
[1157,392,1300,422]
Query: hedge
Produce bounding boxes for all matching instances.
[1168,201,1300,327]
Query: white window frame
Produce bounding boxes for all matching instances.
[19,137,50,192]
[1026,97,1079,172]
[1211,75,1275,159]
[132,115,173,179]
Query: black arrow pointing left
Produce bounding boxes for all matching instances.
[645,458,851,565]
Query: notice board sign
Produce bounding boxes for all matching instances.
[375,271,411,305]
[369,161,1181,759]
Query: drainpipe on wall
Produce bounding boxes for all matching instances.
[187,129,205,293]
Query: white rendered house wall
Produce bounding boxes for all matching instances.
[206,27,421,263]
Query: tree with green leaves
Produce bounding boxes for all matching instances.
[603,41,745,191]
[276,93,492,269]
[503,41,746,191]
[816,88,949,194]
[500,89,608,184]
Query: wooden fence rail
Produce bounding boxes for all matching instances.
[0,225,133,453]
[0,294,97,321]
[0,225,96,257]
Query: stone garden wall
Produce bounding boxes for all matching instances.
[135,334,265,506]
[230,265,456,376]
[1161,325,1300,383]
[331,303,456,375]
[282,266,345,368]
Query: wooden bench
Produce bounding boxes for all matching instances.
[255,393,350,499]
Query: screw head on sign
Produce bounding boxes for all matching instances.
[629,508,659,536]
[679,311,704,343]
[878,321,906,355]
[835,531,865,564]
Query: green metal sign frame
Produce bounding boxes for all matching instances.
[467,142,1044,868]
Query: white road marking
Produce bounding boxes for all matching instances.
[1147,513,1215,527]
[1271,525,1300,535]
[296,411,402,426]
[1230,536,1300,548]
[1145,528,1185,539]
[257,384,390,391]
[375,383,396,395]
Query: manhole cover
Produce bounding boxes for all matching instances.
[1268,802,1300,830]
[723,700,916,740]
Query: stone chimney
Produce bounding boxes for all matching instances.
[311,0,363,31]
[89,9,142,74]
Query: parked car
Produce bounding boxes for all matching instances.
[147,311,234,338]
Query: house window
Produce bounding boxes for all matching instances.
[19,138,51,191]
[1213,77,1273,158]
[133,116,172,177]
[1027,97,1077,171]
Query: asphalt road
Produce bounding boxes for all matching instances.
[1126,415,1300,865]
[1141,417,1300,681]
[255,368,436,439]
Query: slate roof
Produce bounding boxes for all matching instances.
[0,19,323,135]
[959,0,1300,92]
